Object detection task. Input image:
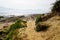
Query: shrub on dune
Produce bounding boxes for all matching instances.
[4,20,27,40]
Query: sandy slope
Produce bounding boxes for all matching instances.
[25,15,60,40]
[0,22,15,31]
[0,15,60,40]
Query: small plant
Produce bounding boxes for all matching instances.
[35,16,42,24]
[4,20,27,40]
[35,24,50,32]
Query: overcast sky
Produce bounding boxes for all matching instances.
[0,0,56,16]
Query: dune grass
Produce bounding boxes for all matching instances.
[4,20,27,40]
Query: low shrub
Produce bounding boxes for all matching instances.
[35,24,50,32]
[4,20,27,40]
[35,16,42,24]
[0,16,4,18]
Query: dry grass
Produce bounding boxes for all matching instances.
[25,15,60,40]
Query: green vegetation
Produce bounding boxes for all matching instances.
[35,14,50,32]
[52,0,60,12]
[35,16,42,24]
[4,20,27,40]
[35,24,49,32]
[0,16,4,18]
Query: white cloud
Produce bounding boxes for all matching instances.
[0,0,56,16]
[0,0,56,9]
